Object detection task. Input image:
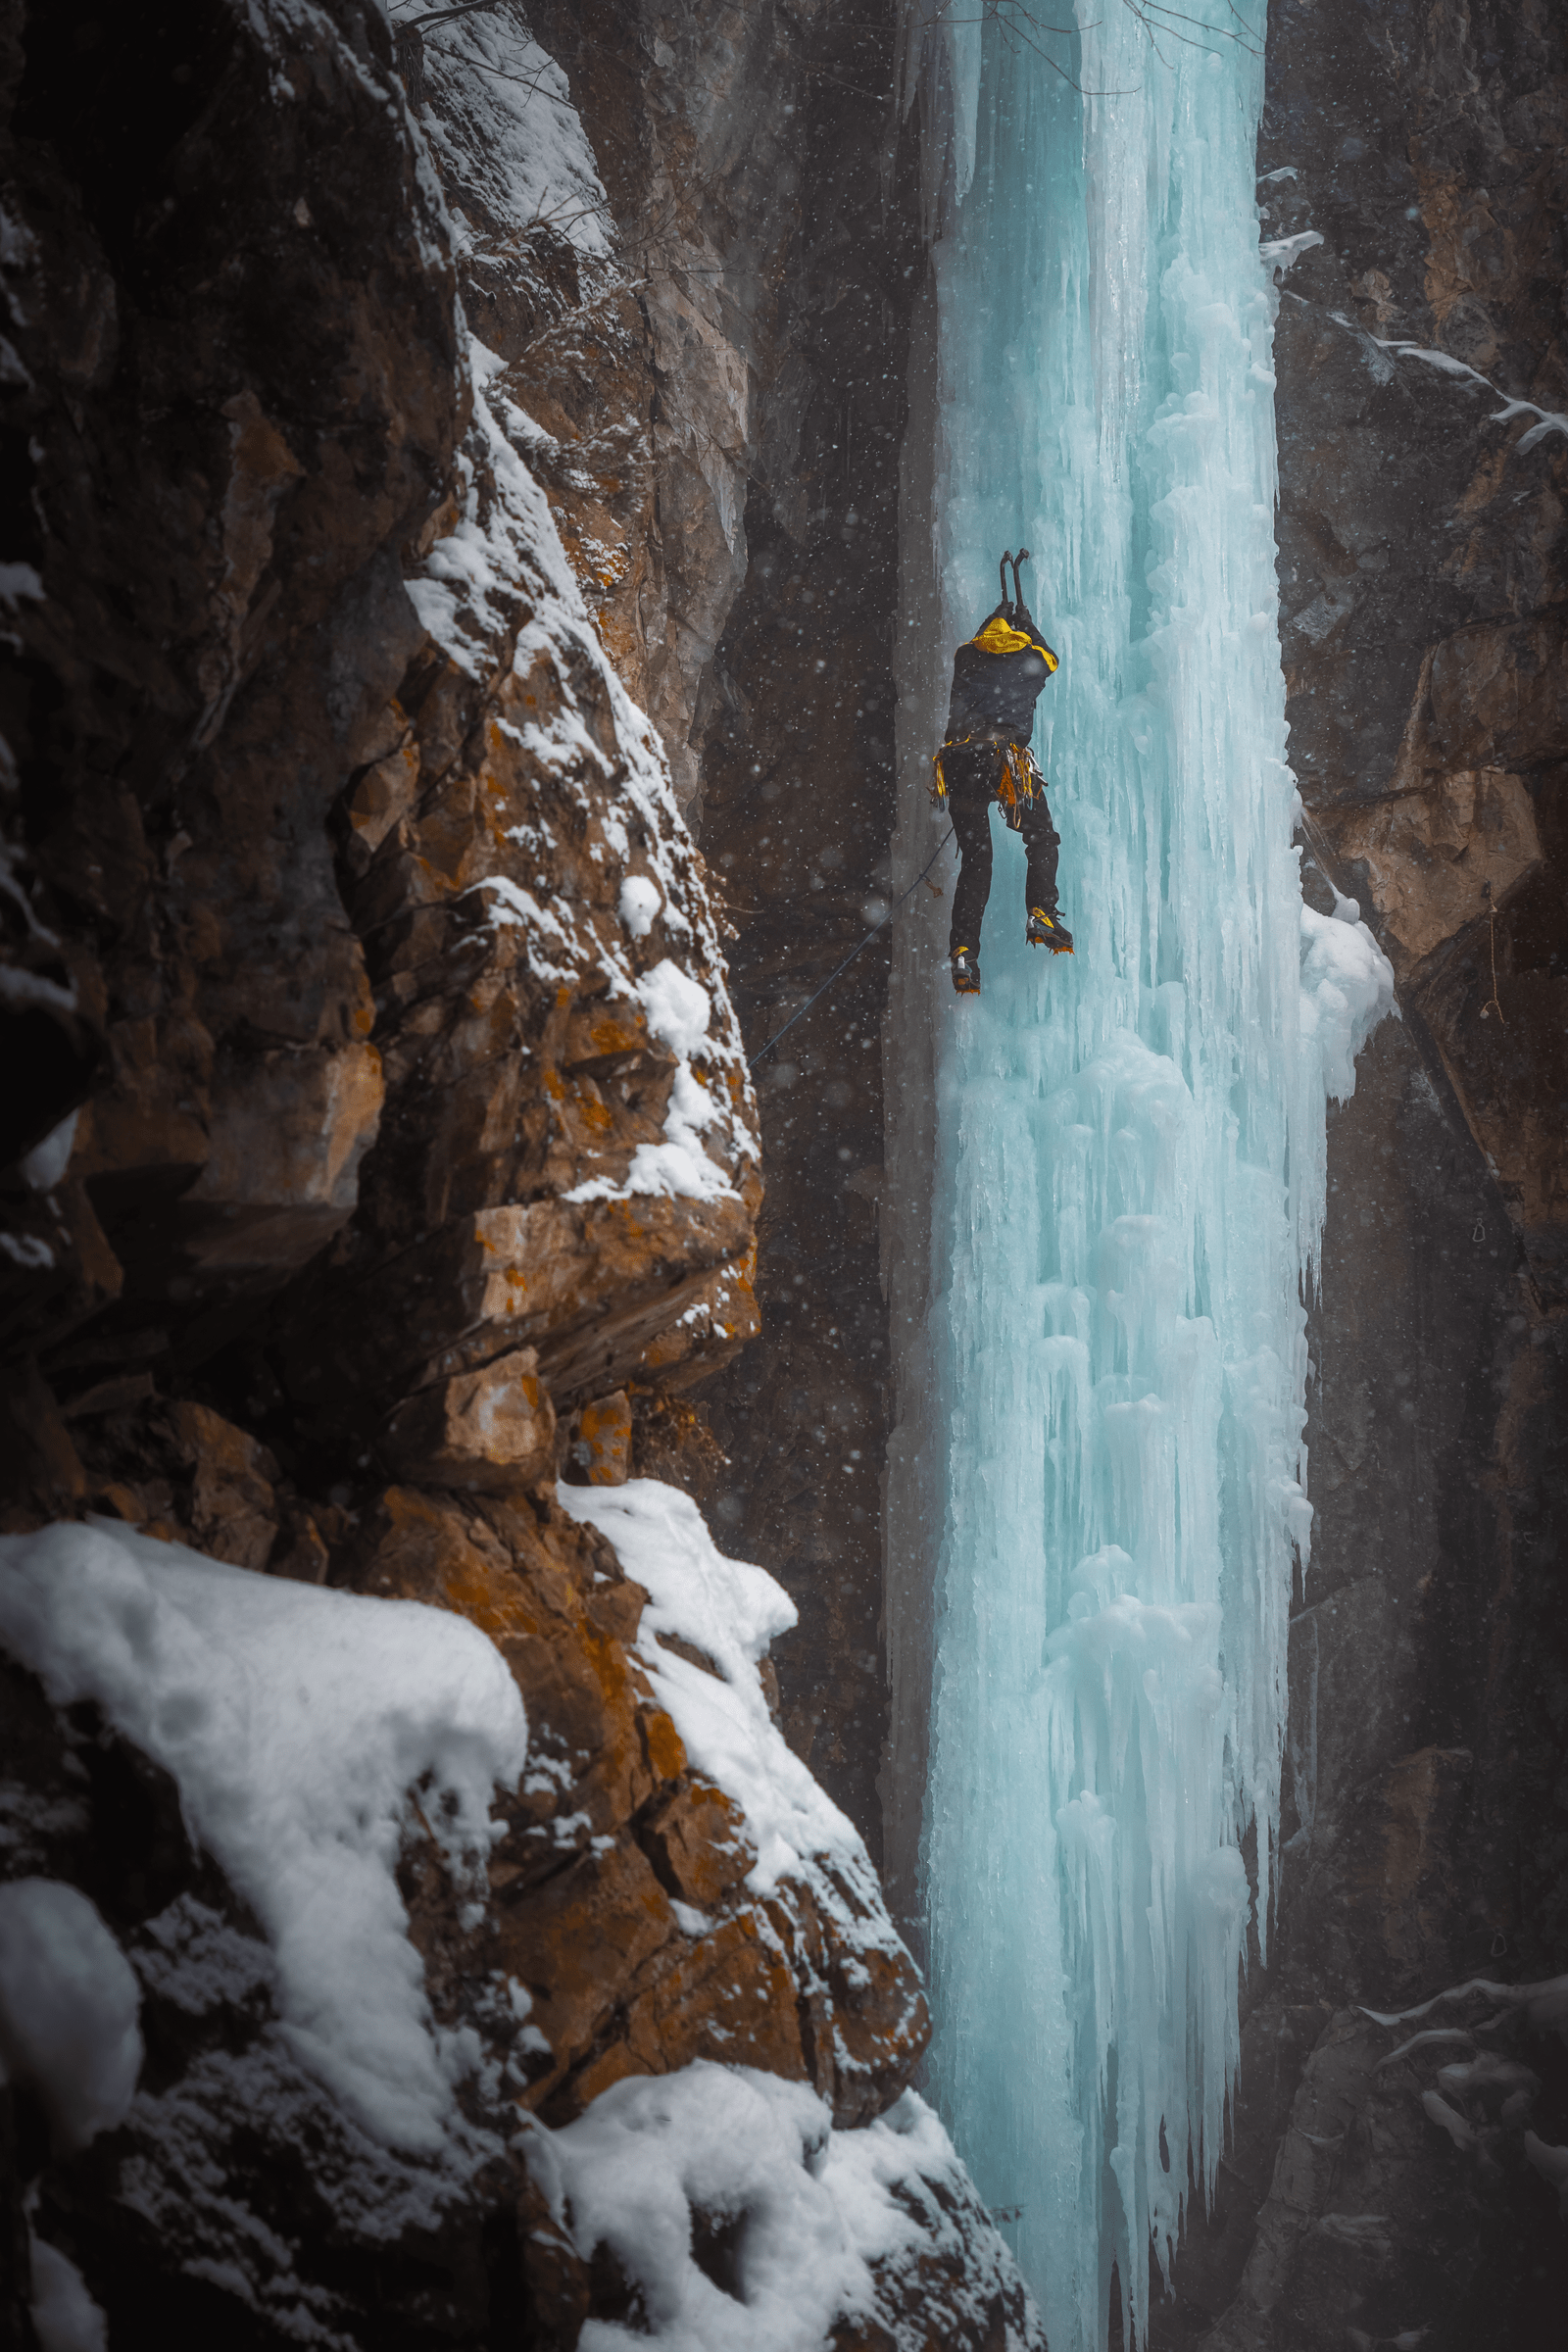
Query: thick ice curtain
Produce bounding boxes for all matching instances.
[906,6,1309,2346]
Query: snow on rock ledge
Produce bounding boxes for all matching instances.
[557,1479,931,2132]
[536,2061,1046,2351]
[0,1517,527,2157]
[559,1479,881,1892]
[0,1495,1034,2349]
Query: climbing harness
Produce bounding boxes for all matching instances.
[931,737,1046,816]
[747,825,956,1071]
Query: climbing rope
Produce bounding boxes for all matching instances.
[1480,881,1505,1026]
[403,0,505,27]
[747,826,956,1073]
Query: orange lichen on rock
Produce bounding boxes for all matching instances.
[338,1474,928,2136]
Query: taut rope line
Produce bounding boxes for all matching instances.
[747,826,956,1073]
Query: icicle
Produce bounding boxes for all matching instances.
[888,6,1393,2349]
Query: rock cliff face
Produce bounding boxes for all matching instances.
[524,0,919,1856]
[1153,4,1568,2345]
[4,0,1560,2343]
[0,0,763,1505]
[0,1,1039,2346]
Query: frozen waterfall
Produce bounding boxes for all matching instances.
[882,4,1394,2346]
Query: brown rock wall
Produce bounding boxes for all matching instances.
[351,1478,928,2128]
[0,0,457,1371]
[1156,2,1568,2343]
[605,4,920,1860]
[0,0,764,1462]
[0,0,765,1496]
[1262,0,1567,1299]
[416,3,920,1863]
[383,1348,559,1493]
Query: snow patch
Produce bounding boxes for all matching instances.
[0,1520,527,2154]
[619,874,662,938]
[412,3,612,268]
[0,963,74,1014]
[639,957,711,1058]
[0,1233,53,1269]
[1259,229,1322,278]
[1363,1970,1568,2038]
[537,2063,999,2352]
[0,560,43,608]
[26,2235,107,2352]
[566,963,737,1204]
[20,1108,77,1192]
[1355,331,1568,453]
[1298,901,1396,1102]
[556,1481,882,1925]
[0,1879,141,2151]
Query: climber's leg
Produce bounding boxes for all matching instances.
[1018,787,1060,915]
[948,786,996,959]
[1019,787,1073,955]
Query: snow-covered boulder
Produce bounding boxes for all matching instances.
[0,1492,1042,2350]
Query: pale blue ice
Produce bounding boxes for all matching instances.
[882,5,1394,2345]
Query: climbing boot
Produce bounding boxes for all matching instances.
[1027,907,1074,955]
[950,946,981,996]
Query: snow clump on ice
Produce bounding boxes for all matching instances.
[1298,896,1396,1102]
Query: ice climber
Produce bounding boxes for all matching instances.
[933,549,1072,996]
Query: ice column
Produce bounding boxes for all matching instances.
[883,5,1392,2347]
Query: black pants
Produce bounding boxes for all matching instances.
[945,749,1059,956]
